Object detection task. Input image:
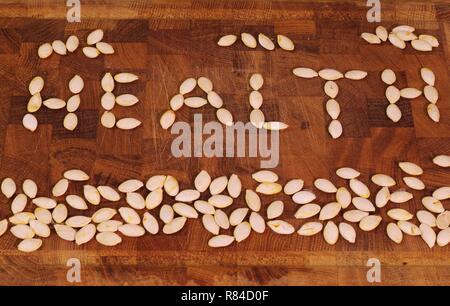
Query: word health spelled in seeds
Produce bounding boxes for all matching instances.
[1,155,449,252]
[361,25,439,51]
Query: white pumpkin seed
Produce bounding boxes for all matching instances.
[324,81,339,99]
[87,29,104,45]
[114,73,138,83]
[326,99,341,119]
[96,232,122,246]
[216,108,233,126]
[179,78,197,95]
[83,185,101,205]
[209,176,228,195]
[67,95,80,112]
[390,190,413,203]
[194,200,215,215]
[63,113,78,131]
[323,221,339,245]
[422,196,444,213]
[314,178,337,193]
[11,194,27,214]
[66,215,91,228]
[258,33,275,50]
[52,204,68,224]
[97,186,120,201]
[118,207,140,225]
[381,69,397,85]
[227,174,242,198]
[66,35,79,52]
[118,179,143,193]
[116,118,142,130]
[173,203,198,219]
[375,26,388,41]
[386,223,403,244]
[292,190,316,204]
[160,110,176,130]
[359,215,382,231]
[400,88,422,99]
[424,86,438,104]
[101,111,116,128]
[241,32,257,48]
[419,34,439,48]
[184,97,207,108]
[175,189,200,202]
[267,220,295,235]
[417,210,437,227]
[194,170,211,193]
[336,187,352,209]
[398,161,423,176]
[277,34,295,51]
[164,175,179,197]
[371,174,396,187]
[411,39,432,52]
[361,32,381,44]
[197,77,213,93]
[214,209,230,230]
[146,175,166,191]
[170,94,184,111]
[249,73,264,91]
[32,197,57,209]
[267,200,284,220]
[208,194,233,208]
[64,169,89,181]
[118,224,145,237]
[145,188,163,209]
[96,42,115,54]
[398,220,421,236]
[328,120,343,139]
[159,204,174,224]
[420,67,436,86]
[344,70,367,80]
[295,203,321,219]
[92,208,117,224]
[97,220,123,233]
[420,223,436,248]
[217,34,237,47]
[38,43,53,59]
[385,85,401,104]
[349,178,370,198]
[284,179,304,195]
[336,167,360,180]
[387,208,413,221]
[52,40,67,55]
[82,47,100,58]
[234,221,252,242]
[43,98,66,110]
[375,187,390,208]
[0,219,8,237]
[29,219,50,238]
[392,25,415,33]
[27,93,42,113]
[69,75,84,94]
[202,214,219,235]
[427,103,440,122]
[116,94,139,107]
[9,212,35,225]
[388,33,406,49]
[433,187,450,201]
[142,212,159,234]
[319,202,341,220]
[229,208,249,226]
[66,194,88,210]
[403,177,425,190]
[339,222,356,243]
[249,212,265,233]
[395,31,417,41]
[256,182,282,195]
[352,197,375,212]
[101,73,115,92]
[208,235,234,248]
[343,210,369,223]
[297,222,323,236]
[249,90,263,109]
[437,228,450,247]
[318,69,343,81]
[262,121,289,131]
[162,217,187,234]
[386,104,402,122]
[245,189,261,212]
[250,109,265,129]
[29,76,44,95]
[207,91,223,108]
[436,212,450,230]
[292,67,318,79]
[18,238,42,253]
[11,224,35,239]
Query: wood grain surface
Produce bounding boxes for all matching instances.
[0,0,449,286]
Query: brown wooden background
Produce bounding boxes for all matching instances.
[0,0,449,285]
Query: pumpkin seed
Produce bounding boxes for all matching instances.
[318,69,343,81]
[390,190,413,203]
[208,194,233,208]
[422,196,444,214]
[194,170,211,193]
[87,29,104,45]
[349,178,370,198]
[241,33,257,48]
[67,95,80,112]
[292,67,318,79]
[159,204,174,224]
[395,31,417,41]
[69,75,84,94]
[386,85,401,104]
[97,186,120,202]
[343,210,369,223]
[82,47,100,58]
[344,70,367,80]
[63,113,78,131]
[417,210,437,227]
[145,188,163,209]
[96,42,114,54]
[11,224,35,239]
[118,179,143,193]
[96,232,122,246]
[387,208,413,221]
[339,222,356,243]
[249,73,264,91]
[386,223,403,244]
[328,120,343,139]
[361,32,381,44]
[160,110,176,130]
[9,212,35,225]
[164,175,179,196]
[375,187,390,208]
[175,189,200,202]
[284,179,304,195]
[323,221,339,245]
[398,220,421,236]
[173,203,199,219]
[66,35,79,52]
[116,118,142,130]
[249,91,263,109]
[216,108,233,126]
[27,93,42,113]
[97,222,122,235]
[386,104,402,122]
[400,88,422,99]
[258,33,275,50]
[44,98,66,110]
[101,73,115,92]
[207,91,223,108]
[52,40,67,55]
[66,194,88,210]
[142,212,159,234]
[197,77,213,93]
[371,174,396,187]
[427,104,440,122]
[295,203,321,219]
[326,99,341,119]
[419,34,439,48]
[114,73,138,83]
[194,200,215,215]
[227,174,242,198]
[52,204,68,224]
[18,238,42,253]
[359,215,382,231]
[267,200,284,219]
[352,197,375,212]
[336,167,360,180]
[381,69,397,85]
[146,175,166,191]
[179,78,197,95]
[170,94,184,111]
[436,212,450,230]
[324,81,339,98]
[118,207,141,225]
[256,182,282,195]
[262,121,289,130]
[336,187,352,209]
[101,111,116,128]
[209,176,228,195]
[403,177,425,190]
[34,208,52,225]
[38,43,53,59]
[162,217,187,234]
[64,169,89,181]
[250,109,265,129]
[433,187,450,201]
[388,33,406,49]
[267,220,295,235]
[29,220,50,238]
[292,190,316,204]
[411,39,432,52]
[66,216,91,228]
[277,34,295,51]
[118,224,145,237]
[249,212,265,233]
[32,197,57,209]
[314,178,337,193]
[392,25,415,33]
[116,94,139,107]
[234,222,251,242]
[208,235,235,248]
[420,67,436,86]
[297,222,323,236]
[11,194,27,214]
[185,97,207,108]
[437,228,450,247]
[319,202,341,220]
[202,214,219,235]
[398,161,423,176]
[214,209,230,229]
[92,208,117,224]
[29,76,44,95]
[217,34,237,47]
[83,185,101,205]
[420,223,436,248]
[375,26,388,41]
[424,86,438,104]
[229,208,249,226]
[0,219,8,237]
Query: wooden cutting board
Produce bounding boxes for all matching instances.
[0,0,449,285]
